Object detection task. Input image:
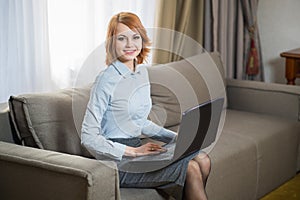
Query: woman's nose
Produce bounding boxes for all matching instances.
[126,38,133,47]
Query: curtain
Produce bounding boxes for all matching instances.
[153,0,205,64]
[48,0,157,88]
[0,0,157,103]
[203,0,213,52]
[209,0,244,79]
[209,0,264,80]
[240,0,264,81]
[0,0,53,103]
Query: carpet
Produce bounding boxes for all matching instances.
[260,173,300,200]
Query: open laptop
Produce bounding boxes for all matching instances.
[118,97,224,173]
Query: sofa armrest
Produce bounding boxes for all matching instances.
[0,142,120,200]
[226,79,300,121]
[0,104,14,143]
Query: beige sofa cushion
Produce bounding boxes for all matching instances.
[148,52,226,128]
[9,86,92,157]
[222,109,299,198]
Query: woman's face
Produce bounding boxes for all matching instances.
[115,23,142,66]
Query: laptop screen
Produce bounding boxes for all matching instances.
[173,98,224,160]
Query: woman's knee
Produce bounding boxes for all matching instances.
[196,153,211,170]
[187,160,202,178]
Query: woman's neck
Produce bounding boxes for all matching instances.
[123,59,136,72]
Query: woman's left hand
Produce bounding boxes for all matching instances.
[124,142,167,157]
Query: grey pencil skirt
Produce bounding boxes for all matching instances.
[110,137,200,199]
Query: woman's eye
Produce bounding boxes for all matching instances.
[133,35,141,40]
[117,37,125,41]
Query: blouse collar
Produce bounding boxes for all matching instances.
[111,60,142,76]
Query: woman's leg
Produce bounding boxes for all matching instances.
[193,152,211,187]
[184,160,208,200]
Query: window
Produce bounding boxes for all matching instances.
[0,0,156,102]
[48,0,156,88]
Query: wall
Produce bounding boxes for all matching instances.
[257,0,300,84]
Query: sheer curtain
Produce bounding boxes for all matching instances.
[0,0,156,103]
[0,0,53,103]
[48,0,156,88]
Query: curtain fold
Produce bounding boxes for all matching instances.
[153,0,204,64]
[203,0,213,52]
[210,0,244,79]
[0,0,53,103]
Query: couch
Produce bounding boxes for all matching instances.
[1,52,300,200]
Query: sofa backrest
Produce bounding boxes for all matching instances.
[9,52,225,157]
[148,52,225,130]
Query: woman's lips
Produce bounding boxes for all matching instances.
[124,50,136,55]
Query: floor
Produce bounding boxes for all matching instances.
[260,173,300,200]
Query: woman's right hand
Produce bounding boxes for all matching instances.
[124,142,167,157]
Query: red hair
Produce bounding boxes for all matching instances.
[105,12,151,65]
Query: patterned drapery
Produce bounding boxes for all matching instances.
[240,0,264,80]
[153,0,264,81]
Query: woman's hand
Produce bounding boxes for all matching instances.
[124,142,167,157]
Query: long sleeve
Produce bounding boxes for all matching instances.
[81,74,126,161]
[141,120,177,143]
[141,66,177,143]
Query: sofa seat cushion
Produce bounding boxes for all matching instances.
[206,127,258,200]
[222,109,300,198]
[120,188,164,200]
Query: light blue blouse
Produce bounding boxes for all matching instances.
[81,60,176,161]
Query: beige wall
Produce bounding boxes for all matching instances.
[258,0,300,85]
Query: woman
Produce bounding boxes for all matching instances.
[81,12,211,200]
